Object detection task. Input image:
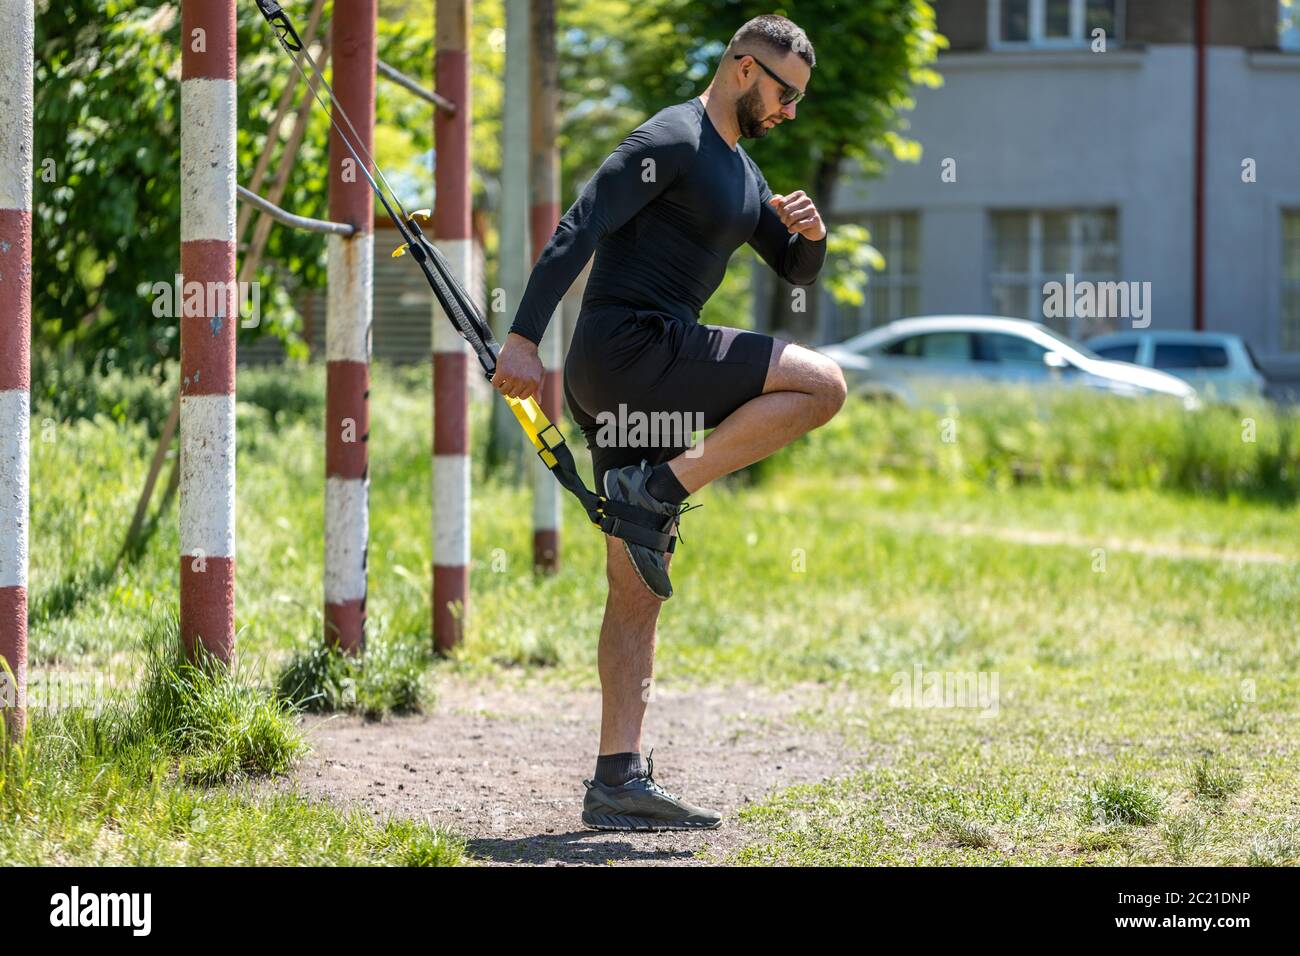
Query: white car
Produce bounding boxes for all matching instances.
[820,315,1199,409]
[1084,331,1266,402]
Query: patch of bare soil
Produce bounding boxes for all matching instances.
[262,676,863,866]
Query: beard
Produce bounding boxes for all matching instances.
[735,85,772,139]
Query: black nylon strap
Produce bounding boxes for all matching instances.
[600,516,677,553]
[599,498,672,531]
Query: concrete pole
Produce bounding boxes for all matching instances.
[324,0,376,654]
[0,0,33,738]
[179,0,237,664]
[489,0,531,475]
[529,0,561,574]
[433,0,472,654]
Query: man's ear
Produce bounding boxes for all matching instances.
[732,53,753,83]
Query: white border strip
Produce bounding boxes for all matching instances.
[326,233,374,363]
[0,391,30,589]
[179,394,235,558]
[432,453,470,564]
[180,78,237,244]
[0,1,34,213]
[324,476,369,602]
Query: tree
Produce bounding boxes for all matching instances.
[617,0,945,338]
[30,0,436,387]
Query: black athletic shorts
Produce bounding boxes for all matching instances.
[563,307,776,492]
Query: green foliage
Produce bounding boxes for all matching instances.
[554,0,943,321]
[618,0,945,202]
[277,628,430,720]
[237,363,326,427]
[824,222,885,308]
[109,620,306,786]
[1078,774,1162,827]
[1186,758,1244,802]
[752,388,1300,502]
[31,0,436,376]
[0,694,464,866]
[1246,829,1300,866]
[32,346,177,435]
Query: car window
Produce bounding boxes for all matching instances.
[1037,325,1101,360]
[883,332,973,360]
[1093,344,1139,363]
[976,333,1049,363]
[1153,344,1228,370]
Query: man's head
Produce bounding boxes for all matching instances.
[721,15,815,139]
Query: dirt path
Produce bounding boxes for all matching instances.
[265,675,862,866]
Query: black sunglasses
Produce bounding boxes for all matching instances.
[734,53,806,106]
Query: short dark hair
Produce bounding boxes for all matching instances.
[727,14,815,68]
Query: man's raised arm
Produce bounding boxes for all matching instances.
[747,161,827,286]
[508,124,689,347]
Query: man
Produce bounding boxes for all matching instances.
[491,14,847,831]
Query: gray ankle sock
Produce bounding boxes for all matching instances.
[595,751,646,787]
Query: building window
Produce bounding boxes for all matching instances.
[1282,1,1300,50]
[827,212,920,340]
[989,209,1120,340]
[1283,211,1300,351]
[991,0,1120,48]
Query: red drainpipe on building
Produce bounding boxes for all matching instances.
[1193,0,1207,331]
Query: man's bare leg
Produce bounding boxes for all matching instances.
[668,339,846,494]
[595,340,844,755]
[587,533,718,828]
[597,534,672,755]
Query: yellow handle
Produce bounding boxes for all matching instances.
[507,395,559,468]
[390,209,434,258]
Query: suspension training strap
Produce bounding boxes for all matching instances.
[252,0,679,555]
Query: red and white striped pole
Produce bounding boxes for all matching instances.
[0,0,34,739]
[433,0,471,654]
[324,0,375,655]
[530,0,561,573]
[179,0,237,664]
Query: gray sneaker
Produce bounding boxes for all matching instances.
[603,460,699,601]
[581,750,722,832]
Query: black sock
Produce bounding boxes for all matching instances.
[595,751,646,787]
[645,463,688,505]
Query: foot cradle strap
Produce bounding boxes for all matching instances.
[529,421,679,554]
[598,500,678,554]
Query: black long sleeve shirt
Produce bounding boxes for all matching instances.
[508,96,827,345]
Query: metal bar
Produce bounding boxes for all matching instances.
[236,185,355,236]
[378,58,456,114]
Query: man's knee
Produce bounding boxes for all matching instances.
[810,356,847,425]
[795,351,847,426]
[766,341,848,424]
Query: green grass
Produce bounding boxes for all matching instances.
[751,384,1300,502]
[21,360,1300,865]
[277,627,431,719]
[1,623,465,866]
